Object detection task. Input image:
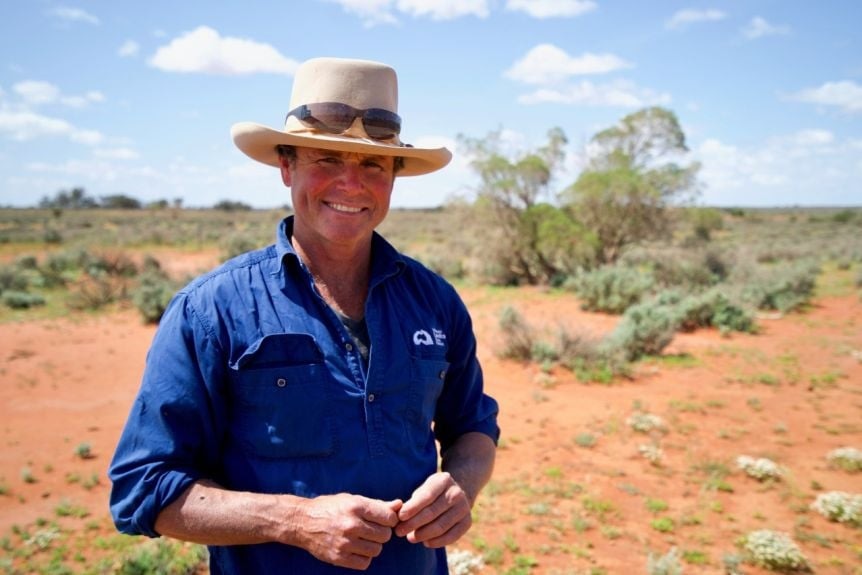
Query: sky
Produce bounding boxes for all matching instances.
[1,0,860,209]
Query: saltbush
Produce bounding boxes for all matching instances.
[497,306,535,361]
[132,259,178,324]
[569,264,655,314]
[607,300,678,360]
[0,265,29,294]
[742,262,819,313]
[741,529,810,572]
[2,290,46,309]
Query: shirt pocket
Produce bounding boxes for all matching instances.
[229,334,336,459]
[405,357,449,449]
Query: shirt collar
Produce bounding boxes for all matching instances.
[275,216,405,284]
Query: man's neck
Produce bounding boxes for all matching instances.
[290,233,372,320]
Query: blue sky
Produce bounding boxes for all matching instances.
[1,0,860,208]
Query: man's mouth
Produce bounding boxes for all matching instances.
[326,202,364,214]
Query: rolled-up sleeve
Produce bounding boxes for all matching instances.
[108,292,227,537]
[433,292,500,453]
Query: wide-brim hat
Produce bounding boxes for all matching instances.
[231,57,452,177]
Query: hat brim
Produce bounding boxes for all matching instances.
[231,122,452,177]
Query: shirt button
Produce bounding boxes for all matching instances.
[368,394,375,403]
[276,378,287,387]
[439,370,447,380]
[345,342,353,352]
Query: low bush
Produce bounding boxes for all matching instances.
[826,446,862,472]
[608,300,678,360]
[132,258,178,324]
[497,306,535,361]
[811,491,862,527]
[740,529,810,572]
[737,455,783,482]
[2,290,45,309]
[568,264,655,314]
[647,546,682,575]
[742,262,819,313]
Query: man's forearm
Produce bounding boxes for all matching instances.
[440,432,497,506]
[154,479,301,546]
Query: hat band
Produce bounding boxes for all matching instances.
[286,102,401,141]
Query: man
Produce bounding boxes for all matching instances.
[108,57,499,574]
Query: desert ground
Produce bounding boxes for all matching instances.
[1,252,861,573]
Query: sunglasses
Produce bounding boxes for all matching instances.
[286,102,401,141]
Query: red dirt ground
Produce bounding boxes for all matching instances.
[1,261,861,573]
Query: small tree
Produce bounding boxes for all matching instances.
[460,128,591,284]
[563,107,700,265]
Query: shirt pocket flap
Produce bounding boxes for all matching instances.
[232,333,323,370]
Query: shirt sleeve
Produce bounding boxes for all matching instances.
[433,289,500,453]
[108,292,228,537]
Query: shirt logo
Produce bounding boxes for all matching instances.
[413,329,447,347]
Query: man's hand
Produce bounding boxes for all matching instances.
[394,472,472,548]
[294,494,402,570]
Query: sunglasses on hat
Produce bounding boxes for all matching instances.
[286,102,401,141]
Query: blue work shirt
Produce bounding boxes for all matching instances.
[108,217,500,574]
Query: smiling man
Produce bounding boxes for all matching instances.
[108,57,500,574]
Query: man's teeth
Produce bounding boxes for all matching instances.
[329,203,362,213]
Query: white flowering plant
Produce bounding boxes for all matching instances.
[626,412,665,433]
[639,443,664,466]
[811,491,862,527]
[447,549,485,575]
[737,455,784,481]
[826,446,862,472]
[741,529,810,571]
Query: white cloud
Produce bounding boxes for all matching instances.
[118,40,140,58]
[148,26,299,75]
[48,6,99,25]
[505,44,632,85]
[325,0,488,26]
[0,109,103,144]
[12,81,104,108]
[696,129,862,205]
[14,81,60,105]
[517,79,671,108]
[397,0,489,20]
[505,0,596,19]
[788,80,862,114]
[94,147,139,160]
[742,16,790,39]
[666,9,726,30]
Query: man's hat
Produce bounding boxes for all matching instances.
[231,57,452,177]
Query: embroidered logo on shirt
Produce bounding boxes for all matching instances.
[413,329,446,347]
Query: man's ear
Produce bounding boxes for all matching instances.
[279,157,292,187]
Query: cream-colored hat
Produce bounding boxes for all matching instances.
[231,57,452,177]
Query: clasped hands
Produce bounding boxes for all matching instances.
[297,471,472,570]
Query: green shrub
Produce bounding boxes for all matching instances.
[608,301,678,360]
[0,265,29,294]
[221,233,260,261]
[132,263,178,324]
[742,263,819,312]
[668,289,755,334]
[2,290,45,309]
[569,264,655,314]
[116,538,208,574]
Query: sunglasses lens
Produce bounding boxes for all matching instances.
[362,109,401,139]
[303,103,355,133]
[287,103,402,140]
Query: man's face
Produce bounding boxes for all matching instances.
[281,147,396,249]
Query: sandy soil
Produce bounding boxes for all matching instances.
[1,268,861,572]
